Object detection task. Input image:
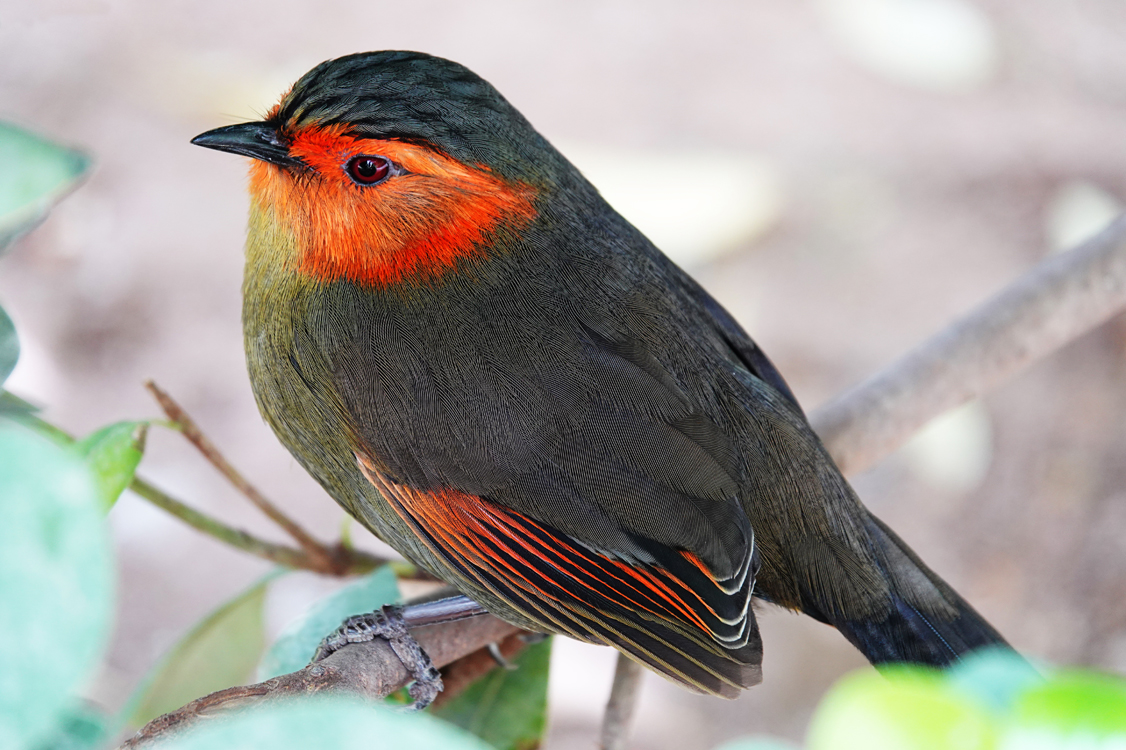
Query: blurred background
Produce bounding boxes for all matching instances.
[3,1,1126,747]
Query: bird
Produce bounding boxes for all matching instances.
[192,50,1012,702]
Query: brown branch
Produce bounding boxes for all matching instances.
[432,631,529,708]
[599,655,644,750]
[145,380,344,573]
[122,614,523,748]
[813,215,1126,475]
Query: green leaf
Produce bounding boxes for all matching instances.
[156,696,493,750]
[0,423,113,750]
[432,636,552,750]
[0,390,38,417]
[0,303,17,388]
[2,404,72,447]
[944,647,1042,714]
[807,667,996,750]
[74,421,147,511]
[0,122,89,252]
[31,704,108,750]
[1008,670,1126,737]
[258,566,400,680]
[127,573,276,728]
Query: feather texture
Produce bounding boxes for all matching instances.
[226,50,1015,699]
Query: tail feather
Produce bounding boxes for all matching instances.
[832,513,1010,667]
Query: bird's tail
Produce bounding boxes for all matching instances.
[830,513,1010,667]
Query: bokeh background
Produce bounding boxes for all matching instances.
[3,1,1126,747]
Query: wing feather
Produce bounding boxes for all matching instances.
[358,454,761,694]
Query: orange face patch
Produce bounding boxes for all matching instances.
[249,123,538,287]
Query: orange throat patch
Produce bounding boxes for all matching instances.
[249,123,538,287]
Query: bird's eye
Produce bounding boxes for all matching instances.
[346,155,391,185]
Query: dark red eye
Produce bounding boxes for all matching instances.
[346,155,390,185]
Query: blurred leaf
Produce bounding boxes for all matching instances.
[1009,671,1126,737]
[902,399,993,493]
[807,667,995,750]
[560,144,782,268]
[74,421,147,511]
[156,696,492,750]
[258,566,399,680]
[0,303,16,388]
[31,704,108,750]
[1046,180,1123,253]
[3,406,73,448]
[0,423,113,750]
[432,636,552,750]
[383,686,413,707]
[816,0,998,93]
[0,389,39,417]
[945,647,1042,714]
[128,573,276,727]
[0,122,89,252]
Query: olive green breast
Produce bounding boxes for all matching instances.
[241,202,436,572]
[241,202,548,630]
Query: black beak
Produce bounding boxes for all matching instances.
[191,122,305,169]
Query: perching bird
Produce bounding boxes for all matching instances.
[192,50,1011,701]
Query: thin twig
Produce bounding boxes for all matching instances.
[600,655,644,750]
[8,409,392,577]
[128,475,385,575]
[145,380,340,572]
[813,215,1126,475]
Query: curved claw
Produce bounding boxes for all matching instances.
[312,604,444,709]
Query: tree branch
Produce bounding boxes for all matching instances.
[119,217,1126,746]
[600,655,644,750]
[122,614,522,748]
[145,380,344,573]
[813,215,1126,475]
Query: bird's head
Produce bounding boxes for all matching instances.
[193,51,563,288]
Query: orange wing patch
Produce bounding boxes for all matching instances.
[249,122,537,288]
[354,453,756,664]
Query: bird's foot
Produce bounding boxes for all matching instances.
[313,604,443,710]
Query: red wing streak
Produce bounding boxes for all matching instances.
[356,454,762,696]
